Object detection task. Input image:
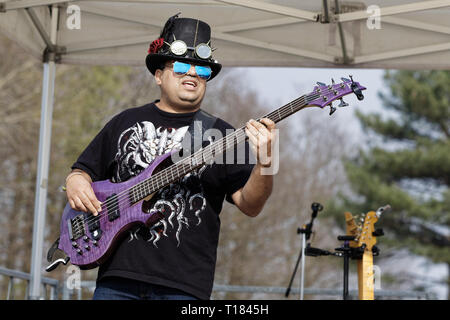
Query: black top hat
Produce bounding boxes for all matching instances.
[146,14,222,81]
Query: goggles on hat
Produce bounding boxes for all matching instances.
[169,40,213,60]
[170,61,212,80]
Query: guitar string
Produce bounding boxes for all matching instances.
[96,92,309,211]
[84,86,327,213]
[71,86,345,234]
[107,86,336,207]
[71,85,350,233]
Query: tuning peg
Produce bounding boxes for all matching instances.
[338,98,349,107]
[316,81,326,86]
[331,78,335,84]
[340,77,351,83]
[376,204,391,217]
[349,75,354,83]
[351,81,365,101]
[329,104,337,116]
[372,245,380,256]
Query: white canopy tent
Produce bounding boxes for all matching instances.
[1,0,449,299]
[2,0,450,68]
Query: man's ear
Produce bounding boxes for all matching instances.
[154,69,163,86]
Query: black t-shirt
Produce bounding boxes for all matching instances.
[72,102,254,299]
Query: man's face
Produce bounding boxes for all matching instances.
[155,60,207,111]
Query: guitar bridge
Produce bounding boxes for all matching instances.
[68,214,85,240]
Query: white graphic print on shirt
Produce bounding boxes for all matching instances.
[113,121,207,247]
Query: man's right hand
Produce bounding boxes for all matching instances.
[65,170,102,216]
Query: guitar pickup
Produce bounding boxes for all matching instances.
[84,212,100,232]
[106,194,120,221]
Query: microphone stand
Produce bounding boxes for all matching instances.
[285,202,323,299]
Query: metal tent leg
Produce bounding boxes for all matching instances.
[29,54,56,300]
[29,5,59,300]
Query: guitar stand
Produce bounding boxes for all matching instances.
[305,235,380,300]
[335,236,362,300]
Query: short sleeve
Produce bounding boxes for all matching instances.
[71,118,117,182]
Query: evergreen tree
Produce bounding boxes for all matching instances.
[330,70,450,297]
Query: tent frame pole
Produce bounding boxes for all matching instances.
[29,4,59,300]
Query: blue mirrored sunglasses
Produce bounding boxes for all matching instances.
[171,61,212,80]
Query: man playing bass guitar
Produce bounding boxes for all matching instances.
[65,14,275,300]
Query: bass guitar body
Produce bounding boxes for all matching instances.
[58,151,174,269]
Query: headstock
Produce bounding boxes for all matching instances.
[357,211,379,251]
[347,205,390,251]
[306,76,367,115]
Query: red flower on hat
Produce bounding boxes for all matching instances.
[148,38,164,54]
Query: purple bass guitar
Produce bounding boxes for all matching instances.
[46,77,366,271]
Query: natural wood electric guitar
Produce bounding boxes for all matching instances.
[46,77,366,272]
[345,205,389,300]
